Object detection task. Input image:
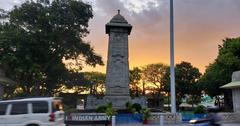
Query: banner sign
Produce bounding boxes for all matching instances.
[65,113,110,122]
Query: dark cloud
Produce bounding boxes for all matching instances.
[1,0,240,72]
[85,0,240,72]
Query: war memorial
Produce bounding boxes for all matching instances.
[86,10,146,109]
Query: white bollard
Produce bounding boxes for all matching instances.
[111,116,116,126]
[160,115,164,126]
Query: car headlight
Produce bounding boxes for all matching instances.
[189,119,197,124]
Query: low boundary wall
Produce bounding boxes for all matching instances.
[149,113,182,124]
[218,112,240,123]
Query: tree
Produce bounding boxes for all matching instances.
[83,72,106,96]
[175,61,201,107]
[59,71,106,95]
[141,63,169,109]
[199,37,240,111]
[142,63,169,95]
[129,67,142,97]
[175,62,201,97]
[198,63,224,97]
[58,71,89,94]
[0,0,103,97]
[162,66,171,107]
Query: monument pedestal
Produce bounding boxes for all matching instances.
[104,95,131,109]
[86,95,99,109]
[86,95,147,109]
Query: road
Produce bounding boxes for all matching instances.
[117,123,239,126]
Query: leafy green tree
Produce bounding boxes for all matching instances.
[198,63,223,97]
[175,61,201,107]
[129,67,142,97]
[0,0,103,97]
[142,63,169,95]
[83,72,106,95]
[141,63,168,109]
[58,71,89,94]
[60,72,105,95]
[199,37,240,111]
[162,66,170,106]
[175,62,201,97]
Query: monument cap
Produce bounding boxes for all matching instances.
[106,10,132,35]
[109,10,128,24]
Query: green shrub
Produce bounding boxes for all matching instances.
[194,105,206,114]
[125,101,132,108]
[142,108,150,120]
[97,103,117,116]
[106,106,117,116]
[96,105,107,113]
[132,103,142,113]
[125,101,133,112]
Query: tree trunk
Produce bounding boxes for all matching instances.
[142,81,145,95]
[90,85,93,94]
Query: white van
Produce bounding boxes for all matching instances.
[0,97,65,126]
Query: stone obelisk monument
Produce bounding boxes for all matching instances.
[103,10,132,109]
[86,10,146,109]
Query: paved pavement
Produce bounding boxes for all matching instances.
[117,123,240,126]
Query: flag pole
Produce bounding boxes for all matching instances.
[170,0,176,113]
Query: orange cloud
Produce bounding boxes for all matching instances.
[82,0,240,74]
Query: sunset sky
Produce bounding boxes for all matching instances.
[1,0,240,74]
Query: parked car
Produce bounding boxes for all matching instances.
[0,97,65,126]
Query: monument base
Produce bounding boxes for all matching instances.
[85,95,103,109]
[103,95,131,109]
[132,96,147,108]
[86,95,147,110]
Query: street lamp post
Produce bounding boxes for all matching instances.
[170,0,176,113]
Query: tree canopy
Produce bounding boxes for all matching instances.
[199,37,240,110]
[175,61,201,107]
[175,61,201,98]
[0,0,103,97]
[199,37,240,97]
[142,63,169,94]
[84,72,106,95]
[129,67,142,96]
